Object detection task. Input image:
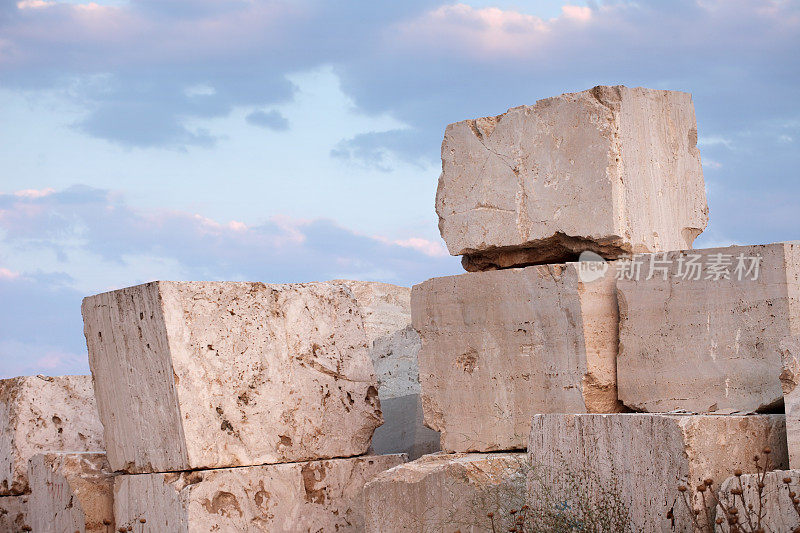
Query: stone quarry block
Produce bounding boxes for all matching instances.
[0,495,29,532]
[28,452,114,532]
[333,280,440,459]
[780,335,800,469]
[717,469,800,532]
[618,242,800,414]
[412,262,622,453]
[437,85,709,271]
[0,375,104,495]
[82,281,383,474]
[527,413,788,532]
[114,454,405,532]
[364,452,528,533]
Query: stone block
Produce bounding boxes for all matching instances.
[717,469,800,532]
[114,454,405,532]
[333,280,440,460]
[527,413,788,532]
[412,262,622,453]
[28,452,114,532]
[436,85,708,271]
[364,452,528,533]
[0,495,29,532]
[82,281,382,474]
[0,375,104,495]
[83,281,382,473]
[780,335,800,469]
[618,242,800,413]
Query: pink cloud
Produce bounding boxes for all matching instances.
[0,268,20,280]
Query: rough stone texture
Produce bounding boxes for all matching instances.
[0,495,29,532]
[717,469,800,532]
[436,85,709,271]
[333,280,440,460]
[618,242,800,414]
[527,414,788,532]
[412,262,622,453]
[82,281,383,474]
[0,375,104,495]
[781,335,800,469]
[331,280,420,398]
[114,454,405,533]
[28,452,114,532]
[364,452,528,533]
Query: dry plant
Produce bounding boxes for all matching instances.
[675,447,800,532]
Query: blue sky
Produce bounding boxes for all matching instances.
[0,0,798,377]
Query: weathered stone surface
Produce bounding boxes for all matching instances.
[781,335,800,469]
[437,85,708,270]
[527,414,788,532]
[331,280,420,398]
[333,280,440,460]
[0,495,29,531]
[364,452,528,533]
[28,452,114,532]
[618,242,800,414]
[717,469,800,532]
[412,262,622,453]
[0,375,104,495]
[82,281,382,474]
[114,454,405,532]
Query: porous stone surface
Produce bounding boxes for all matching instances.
[28,452,114,532]
[527,413,788,532]
[0,495,29,531]
[114,454,405,532]
[332,280,441,460]
[82,281,383,474]
[412,262,622,453]
[618,242,800,414]
[0,375,104,495]
[364,452,528,533]
[780,335,800,468]
[331,280,421,398]
[436,85,709,271]
[717,469,800,532]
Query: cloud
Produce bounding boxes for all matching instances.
[245,109,289,131]
[0,184,461,376]
[1,0,798,162]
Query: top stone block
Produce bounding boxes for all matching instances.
[437,85,709,271]
[82,281,382,474]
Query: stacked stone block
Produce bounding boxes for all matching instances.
[0,374,106,531]
[367,85,799,530]
[80,280,406,531]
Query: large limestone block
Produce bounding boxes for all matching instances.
[364,452,528,533]
[412,262,622,453]
[0,375,104,495]
[717,469,800,532]
[781,335,800,469]
[114,454,405,532]
[0,495,29,531]
[333,280,440,460]
[82,281,382,474]
[437,85,709,271]
[527,413,788,532]
[28,452,114,532]
[618,242,800,414]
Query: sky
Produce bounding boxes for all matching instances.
[0,0,798,378]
